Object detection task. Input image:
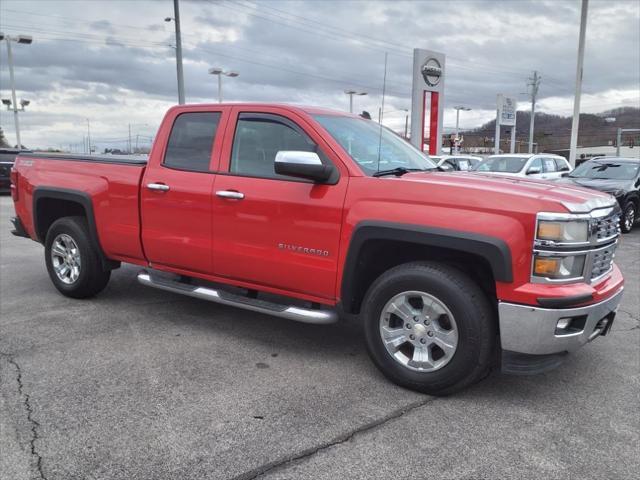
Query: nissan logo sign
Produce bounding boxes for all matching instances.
[421,58,442,87]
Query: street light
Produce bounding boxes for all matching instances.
[208,68,239,103]
[0,32,33,149]
[344,90,367,113]
[2,99,30,111]
[453,106,471,154]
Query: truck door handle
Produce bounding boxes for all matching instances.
[216,190,244,200]
[147,183,170,192]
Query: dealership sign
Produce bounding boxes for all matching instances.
[421,58,442,87]
[497,94,517,126]
[411,49,446,155]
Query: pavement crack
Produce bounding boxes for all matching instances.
[618,308,640,323]
[229,397,436,480]
[1,353,48,480]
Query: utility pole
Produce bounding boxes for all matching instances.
[569,0,588,166]
[527,70,541,154]
[167,0,185,104]
[128,124,132,153]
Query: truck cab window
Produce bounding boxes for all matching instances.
[164,112,221,172]
[231,113,319,180]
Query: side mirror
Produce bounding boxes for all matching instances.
[274,151,335,183]
[526,166,542,175]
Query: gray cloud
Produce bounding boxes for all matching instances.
[0,0,638,149]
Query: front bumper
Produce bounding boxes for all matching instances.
[499,286,624,356]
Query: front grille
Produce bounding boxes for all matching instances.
[589,209,620,281]
[591,244,616,280]
[594,212,620,241]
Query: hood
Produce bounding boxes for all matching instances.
[394,171,617,213]
[557,176,628,194]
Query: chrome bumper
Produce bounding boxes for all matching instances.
[498,287,624,355]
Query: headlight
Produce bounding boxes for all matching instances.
[606,189,624,198]
[537,219,589,243]
[533,253,586,280]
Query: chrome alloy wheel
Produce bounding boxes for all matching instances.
[379,291,459,372]
[624,205,635,231]
[50,233,82,284]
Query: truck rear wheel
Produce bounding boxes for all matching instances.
[362,261,496,395]
[45,216,111,298]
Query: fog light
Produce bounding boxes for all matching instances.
[555,315,587,336]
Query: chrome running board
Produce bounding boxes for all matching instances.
[137,270,338,325]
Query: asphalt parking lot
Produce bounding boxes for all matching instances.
[1,195,638,480]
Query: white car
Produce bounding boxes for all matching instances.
[474,154,572,180]
[433,155,483,172]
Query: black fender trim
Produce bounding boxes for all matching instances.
[536,293,593,309]
[341,221,513,313]
[32,187,119,270]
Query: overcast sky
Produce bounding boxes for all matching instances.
[0,0,639,151]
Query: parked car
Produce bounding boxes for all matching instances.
[433,155,482,172]
[0,148,28,194]
[10,103,624,395]
[559,157,640,233]
[474,153,572,180]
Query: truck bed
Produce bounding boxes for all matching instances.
[13,152,147,265]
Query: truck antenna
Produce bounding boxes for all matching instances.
[376,52,388,174]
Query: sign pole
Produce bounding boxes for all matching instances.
[495,95,501,154]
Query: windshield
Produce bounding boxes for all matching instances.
[475,156,529,173]
[570,161,639,180]
[313,115,436,175]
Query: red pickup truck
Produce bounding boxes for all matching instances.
[10,104,624,394]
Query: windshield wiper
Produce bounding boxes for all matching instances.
[373,167,430,177]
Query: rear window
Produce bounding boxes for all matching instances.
[570,161,640,180]
[164,112,221,172]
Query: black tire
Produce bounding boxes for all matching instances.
[620,201,636,234]
[362,261,497,396]
[45,216,111,298]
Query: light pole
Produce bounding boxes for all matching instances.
[0,33,33,149]
[453,106,471,154]
[165,0,185,105]
[344,90,367,113]
[208,68,239,103]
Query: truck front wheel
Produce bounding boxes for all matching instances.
[362,262,496,395]
[45,216,111,298]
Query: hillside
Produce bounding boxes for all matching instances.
[463,107,640,152]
